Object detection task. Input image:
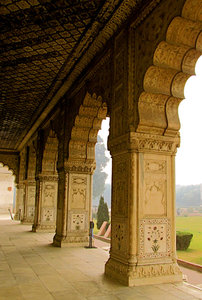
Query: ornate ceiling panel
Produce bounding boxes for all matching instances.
[0,0,150,151]
[0,0,110,149]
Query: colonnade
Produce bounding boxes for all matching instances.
[1,0,201,287]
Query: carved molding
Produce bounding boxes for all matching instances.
[37,174,58,182]
[108,132,180,155]
[105,258,181,283]
[64,161,96,174]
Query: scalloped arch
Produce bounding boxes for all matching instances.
[137,0,202,136]
[68,92,108,165]
[42,129,58,174]
[0,153,19,184]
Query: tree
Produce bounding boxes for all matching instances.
[93,135,109,202]
[97,196,109,229]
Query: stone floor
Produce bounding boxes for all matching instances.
[0,216,202,300]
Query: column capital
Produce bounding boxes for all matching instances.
[36,173,58,182]
[108,132,180,156]
[62,159,96,174]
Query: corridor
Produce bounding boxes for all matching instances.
[0,216,201,300]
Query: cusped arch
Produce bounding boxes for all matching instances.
[27,143,37,180]
[68,92,108,168]
[137,0,202,136]
[42,129,58,174]
[0,154,19,184]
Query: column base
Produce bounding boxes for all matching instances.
[105,257,183,286]
[21,220,34,225]
[14,213,20,221]
[32,224,56,233]
[53,233,89,247]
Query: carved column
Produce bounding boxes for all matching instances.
[32,129,58,232]
[105,132,182,286]
[32,174,58,232]
[53,162,94,247]
[22,179,36,224]
[14,182,25,220]
[22,145,36,224]
[14,150,26,220]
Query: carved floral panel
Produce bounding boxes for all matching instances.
[42,208,54,222]
[71,213,85,231]
[28,206,35,218]
[112,222,126,253]
[139,218,171,259]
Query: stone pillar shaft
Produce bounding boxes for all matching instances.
[32,175,58,232]
[105,132,182,286]
[54,164,93,247]
[22,180,36,224]
[14,182,25,220]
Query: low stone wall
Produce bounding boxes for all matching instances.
[94,234,110,244]
[177,259,202,273]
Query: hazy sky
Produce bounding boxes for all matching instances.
[176,56,202,185]
[99,56,202,186]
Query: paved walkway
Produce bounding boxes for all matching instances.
[0,216,202,300]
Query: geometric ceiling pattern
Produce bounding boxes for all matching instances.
[0,0,113,150]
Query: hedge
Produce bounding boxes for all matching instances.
[176,231,193,250]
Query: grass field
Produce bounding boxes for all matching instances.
[176,216,202,265]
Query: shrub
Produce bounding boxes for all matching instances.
[176,231,193,250]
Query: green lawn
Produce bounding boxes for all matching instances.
[176,216,202,265]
